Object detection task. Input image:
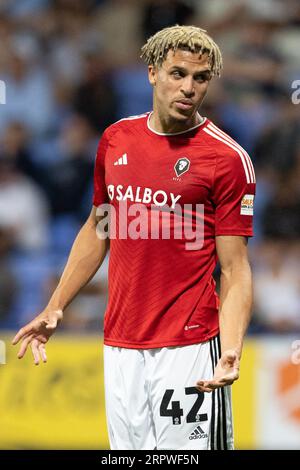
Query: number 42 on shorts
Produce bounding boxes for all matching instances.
[160,387,208,425]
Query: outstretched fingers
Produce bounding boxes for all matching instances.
[31,339,40,365]
[17,333,35,359]
[38,343,47,363]
[196,381,213,393]
[31,339,48,365]
[196,375,237,392]
[12,325,32,345]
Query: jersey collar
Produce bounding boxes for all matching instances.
[147,111,206,136]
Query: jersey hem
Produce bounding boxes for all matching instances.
[103,329,220,349]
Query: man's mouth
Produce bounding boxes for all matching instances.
[174,100,194,110]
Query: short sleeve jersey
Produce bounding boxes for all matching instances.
[93,113,256,349]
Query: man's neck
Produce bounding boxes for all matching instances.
[149,109,202,134]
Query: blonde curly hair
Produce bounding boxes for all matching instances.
[140,25,223,77]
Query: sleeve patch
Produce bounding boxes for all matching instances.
[240,194,254,215]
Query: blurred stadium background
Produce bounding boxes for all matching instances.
[0,0,300,450]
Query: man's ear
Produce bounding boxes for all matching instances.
[148,65,157,86]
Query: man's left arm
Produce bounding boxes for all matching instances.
[196,235,252,392]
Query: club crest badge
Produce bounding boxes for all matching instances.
[174,157,190,177]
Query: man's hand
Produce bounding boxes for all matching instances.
[12,309,63,365]
[196,350,240,393]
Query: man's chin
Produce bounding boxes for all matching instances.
[171,108,193,121]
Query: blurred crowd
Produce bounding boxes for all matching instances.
[0,0,299,334]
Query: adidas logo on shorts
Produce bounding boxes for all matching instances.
[189,425,208,440]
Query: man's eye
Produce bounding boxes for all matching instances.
[196,74,210,82]
[172,71,182,78]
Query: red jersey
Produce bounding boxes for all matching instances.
[93,113,255,349]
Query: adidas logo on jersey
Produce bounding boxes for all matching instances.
[114,153,128,166]
[189,425,208,440]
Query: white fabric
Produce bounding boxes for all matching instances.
[104,338,234,450]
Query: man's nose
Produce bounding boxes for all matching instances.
[180,77,195,96]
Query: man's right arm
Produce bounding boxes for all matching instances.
[46,205,109,312]
[12,205,109,363]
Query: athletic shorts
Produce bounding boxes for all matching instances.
[103,335,234,450]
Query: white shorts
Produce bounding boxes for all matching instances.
[103,335,234,450]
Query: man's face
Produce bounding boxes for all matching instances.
[148,48,212,123]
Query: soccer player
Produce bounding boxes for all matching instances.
[13,25,255,450]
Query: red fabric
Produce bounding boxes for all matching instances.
[93,113,255,349]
